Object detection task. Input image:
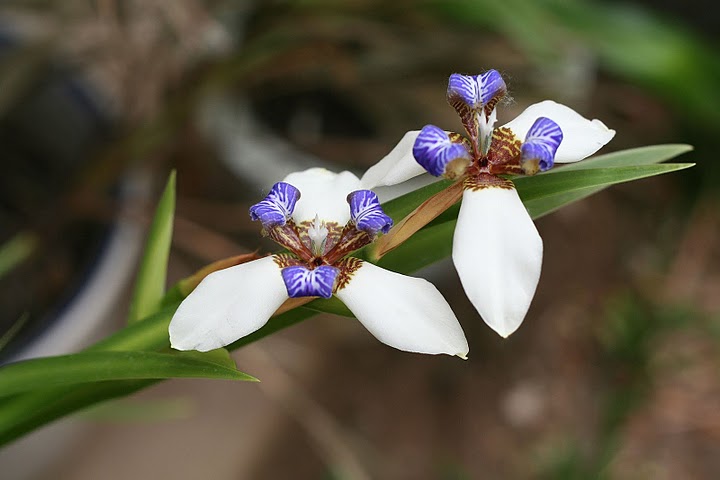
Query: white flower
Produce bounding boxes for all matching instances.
[360,71,615,337]
[169,168,468,358]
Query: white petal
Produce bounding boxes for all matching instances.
[335,261,469,357]
[502,100,615,163]
[360,131,428,188]
[169,256,288,352]
[452,186,543,337]
[283,168,362,225]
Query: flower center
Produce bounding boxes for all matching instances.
[307,214,329,257]
[250,182,394,298]
[413,70,565,181]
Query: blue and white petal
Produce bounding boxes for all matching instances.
[413,125,471,177]
[281,265,339,299]
[477,69,507,106]
[283,168,363,225]
[452,186,543,338]
[447,70,506,109]
[347,190,393,235]
[502,100,615,163]
[521,117,563,171]
[447,73,480,108]
[249,182,300,227]
[360,131,428,189]
[335,261,469,357]
[169,256,288,352]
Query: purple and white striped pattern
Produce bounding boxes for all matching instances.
[447,70,506,110]
[249,182,301,228]
[520,117,563,171]
[412,125,471,177]
[347,190,393,235]
[281,265,339,298]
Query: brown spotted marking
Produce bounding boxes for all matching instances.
[464,173,514,191]
[323,226,372,265]
[272,253,304,269]
[267,221,313,262]
[487,127,521,174]
[447,97,480,152]
[334,257,363,292]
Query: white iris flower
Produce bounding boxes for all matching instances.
[360,70,615,337]
[169,168,469,358]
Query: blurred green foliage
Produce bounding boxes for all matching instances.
[428,0,720,126]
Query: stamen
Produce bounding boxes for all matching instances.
[308,214,329,256]
[477,107,498,155]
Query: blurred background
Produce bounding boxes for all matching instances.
[0,0,718,478]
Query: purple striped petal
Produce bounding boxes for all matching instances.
[447,70,506,110]
[412,125,471,177]
[347,190,393,235]
[520,117,563,171]
[249,182,300,228]
[478,69,506,106]
[447,74,479,109]
[281,265,339,298]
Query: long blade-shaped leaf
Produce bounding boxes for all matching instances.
[378,145,692,226]
[364,162,693,264]
[555,144,693,171]
[524,186,607,219]
[514,163,694,202]
[0,350,255,396]
[0,307,311,446]
[127,171,176,323]
[382,179,452,222]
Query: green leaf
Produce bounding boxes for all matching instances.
[303,297,353,317]
[127,171,176,324]
[0,307,311,446]
[520,145,693,218]
[0,349,255,397]
[523,186,606,219]
[552,144,693,171]
[377,145,692,228]
[375,220,456,273]
[89,305,178,353]
[514,163,694,203]
[382,179,453,222]
[180,348,239,370]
